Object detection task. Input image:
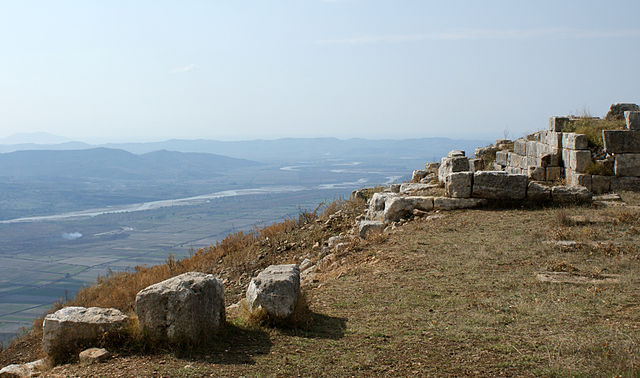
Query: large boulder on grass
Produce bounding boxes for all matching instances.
[246,264,300,319]
[135,272,225,343]
[42,307,129,362]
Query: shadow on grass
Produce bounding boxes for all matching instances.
[172,323,273,365]
[278,311,347,340]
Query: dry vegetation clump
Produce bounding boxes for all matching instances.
[563,118,626,149]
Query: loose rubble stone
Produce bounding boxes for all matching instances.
[79,348,111,364]
[625,111,640,130]
[605,103,640,121]
[246,264,300,319]
[299,258,313,271]
[433,197,487,210]
[0,359,46,378]
[445,172,472,198]
[135,272,225,343]
[425,162,440,171]
[359,220,385,238]
[389,184,401,193]
[472,171,528,200]
[551,185,592,204]
[411,170,428,182]
[614,154,640,177]
[447,150,465,157]
[383,196,434,223]
[527,182,551,202]
[603,130,640,154]
[42,307,129,362]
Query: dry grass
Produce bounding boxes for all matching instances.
[4,194,640,376]
[563,118,626,149]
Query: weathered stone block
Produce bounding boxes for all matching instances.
[472,171,528,200]
[605,103,640,121]
[493,162,504,170]
[562,133,588,150]
[368,192,397,213]
[528,166,546,181]
[552,186,592,203]
[433,197,487,210]
[567,172,592,192]
[507,152,525,169]
[614,154,640,176]
[469,158,484,171]
[447,150,465,157]
[611,176,640,191]
[542,130,563,149]
[591,175,611,194]
[625,111,640,130]
[383,196,434,223]
[446,172,473,198]
[495,150,508,166]
[514,139,527,155]
[42,307,129,362]
[527,181,551,202]
[546,166,563,181]
[247,265,300,319]
[567,150,592,173]
[549,116,570,132]
[359,220,385,238]
[603,130,640,154]
[540,153,560,167]
[438,156,470,182]
[136,272,225,343]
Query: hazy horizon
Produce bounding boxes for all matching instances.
[2,1,639,142]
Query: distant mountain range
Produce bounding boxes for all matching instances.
[0,148,258,181]
[0,137,490,164]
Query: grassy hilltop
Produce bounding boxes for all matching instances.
[1,191,640,376]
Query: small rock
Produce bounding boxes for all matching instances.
[299,258,313,271]
[0,359,46,378]
[79,348,111,364]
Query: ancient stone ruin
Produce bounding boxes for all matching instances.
[135,272,225,343]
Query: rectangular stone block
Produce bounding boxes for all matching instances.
[614,154,640,177]
[495,150,508,166]
[528,166,546,181]
[542,131,562,149]
[507,152,522,169]
[525,141,537,158]
[546,166,563,181]
[469,158,484,172]
[567,172,592,191]
[540,153,560,167]
[562,133,588,150]
[567,150,591,173]
[611,176,640,191]
[549,116,569,132]
[438,156,470,182]
[472,171,528,200]
[493,162,504,170]
[591,175,611,194]
[625,111,640,130]
[514,139,527,155]
[445,172,473,198]
[603,130,640,154]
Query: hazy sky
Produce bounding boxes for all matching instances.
[1,0,639,142]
